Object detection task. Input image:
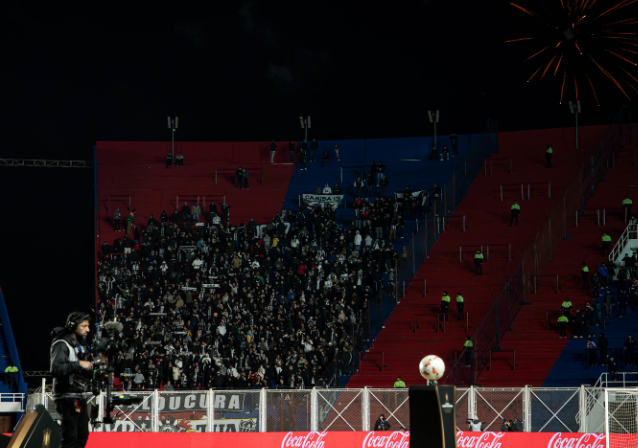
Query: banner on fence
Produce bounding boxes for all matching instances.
[301,194,344,207]
[85,431,617,447]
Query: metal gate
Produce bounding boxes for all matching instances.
[474,388,524,431]
[368,389,409,431]
[317,389,364,431]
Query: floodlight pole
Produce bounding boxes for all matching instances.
[569,101,581,150]
[300,116,311,142]
[168,116,179,160]
[428,110,440,148]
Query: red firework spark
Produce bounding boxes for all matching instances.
[508,0,638,104]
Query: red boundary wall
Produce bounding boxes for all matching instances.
[81,431,618,448]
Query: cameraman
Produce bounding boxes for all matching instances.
[50,312,94,448]
[374,414,391,431]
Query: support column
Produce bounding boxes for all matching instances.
[362,387,370,431]
[311,388,319,431]
[579,385,587,433]
[523,386,532,432]
[260,388,267,432]
[152,389,160,432]
[207,389,215,432]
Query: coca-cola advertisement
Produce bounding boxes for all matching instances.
[83,431,630,448]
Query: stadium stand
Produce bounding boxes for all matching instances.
[0,289,26,395]
[347,122,624,389]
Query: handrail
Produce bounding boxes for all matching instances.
[435,313,469,333]
[437,215,466,233]
[361,352,386,371]
[533,274,560,294]
[610,220,634,263]
[414,313,429,332]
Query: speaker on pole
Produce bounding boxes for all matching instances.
[409,385,457,448]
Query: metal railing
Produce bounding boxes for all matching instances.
[610,220,636,264]
[35,384,638,433]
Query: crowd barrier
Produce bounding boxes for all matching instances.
[40,386,615,434]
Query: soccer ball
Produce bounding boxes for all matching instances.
[419,355,445,381]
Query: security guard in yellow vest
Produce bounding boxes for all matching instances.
[558,314,569,338]
[456,292,465,320]
[546,144,553,168]
[602,232,612,257]
[441,291,451,320]
[474,249,484,275]
[622,196,633,218]
[561,298,573,317]
[464,337,474,367]
[581,262,590,288]
[4,364,18,389]
[510,201,521,227]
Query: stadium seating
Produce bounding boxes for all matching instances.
[0,290,26,395]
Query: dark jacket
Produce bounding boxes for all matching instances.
[374,417,391,431]
[50,327,91,398]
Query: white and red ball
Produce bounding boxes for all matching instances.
[419,355,445,381]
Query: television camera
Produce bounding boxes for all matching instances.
[89,317,141,427]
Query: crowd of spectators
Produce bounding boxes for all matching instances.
[97,198,401,392]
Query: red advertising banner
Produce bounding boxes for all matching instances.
[84,431,626,448]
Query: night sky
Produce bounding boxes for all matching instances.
[0,1,635,375]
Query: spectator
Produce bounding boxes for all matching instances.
[599,262,609,286]
[469,419,483,432]
[299,144,307,171]
[333,183,342,195]
[209,200,218,220]
[181,202,191,222]
[450,133,458,157]
[558,313,568,338]
[608,356,620,380]
[366,171,375,197]
[289,141,295,163]
[624,334,636,366]
[310,138,318,163]
[236,167,244,189]
[175,152,185,166]
[244,168,250,189]
[441,146,450,161]
[598,333,609,363]
[164,380,174,391]
[321,149,329,167]
[374,414,390,431]
[430,146,439,161]
[604,289,613,318]
[192,202,201,222]
[602,233,612,258]
[380,175,388,197]
[114,208,122,232]
[587,338,597,366]
[354,177,365,197]
[509,201,520,227]
[545,144,553,168]
[334,144,341,162]
[270,140,277,163]
[126,209,136,235]
[376,161,385,186]
[622,195,632,218]
[323,184,332,194]
[166,151,173,168]
[581,262,590,288]
[474,249,484,276]
[393,377,406,388]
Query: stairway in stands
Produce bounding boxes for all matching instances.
[480,132,636,387]
[347,124,612,389]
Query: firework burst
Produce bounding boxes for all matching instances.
[507,0,638,104]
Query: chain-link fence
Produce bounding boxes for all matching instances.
[368,389,410,432]
[38,386,625,433]
[266,390,311,432]
[445,106,631,387]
